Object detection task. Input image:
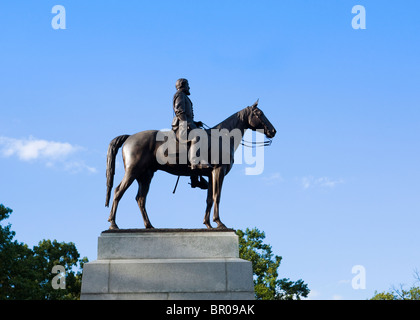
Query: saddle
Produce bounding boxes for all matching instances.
[166,128,211,161]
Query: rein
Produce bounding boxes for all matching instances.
[241,138,272,148]
[201,116,273,149]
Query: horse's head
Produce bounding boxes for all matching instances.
[246,100,277,138]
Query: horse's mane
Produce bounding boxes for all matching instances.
[211,106,250,131]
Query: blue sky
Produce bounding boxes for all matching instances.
[1,1,419,300]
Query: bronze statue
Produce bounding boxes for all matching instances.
[172,78,209,189]
[105,81,276,230]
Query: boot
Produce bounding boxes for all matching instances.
[190,175,209,190]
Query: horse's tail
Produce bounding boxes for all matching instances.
[105,134,130,207]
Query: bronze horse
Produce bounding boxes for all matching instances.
[105,101,276,230]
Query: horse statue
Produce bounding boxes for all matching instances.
[105,100,276,230]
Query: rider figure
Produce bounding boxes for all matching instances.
[172,78,210,189]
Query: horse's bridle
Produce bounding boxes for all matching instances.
[201,107,273,148]
[241,107,273,147]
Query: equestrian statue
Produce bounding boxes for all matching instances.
[105,79,277,230]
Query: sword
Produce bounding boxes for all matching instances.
[172,175,180,194]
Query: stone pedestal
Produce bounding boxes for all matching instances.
[80,229,254,300]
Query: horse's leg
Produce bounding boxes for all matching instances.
[212,167,227,229]
[136,170,154,229]
[107,168,135,230]
[203,175,214,228]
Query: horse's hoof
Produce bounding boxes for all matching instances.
[204,222,213,229]
[216,224,227,230]
[145,224,154,229]
[109,222,119,230]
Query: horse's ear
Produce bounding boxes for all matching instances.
[251,99,259,108]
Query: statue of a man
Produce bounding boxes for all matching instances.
[172,78,210,189]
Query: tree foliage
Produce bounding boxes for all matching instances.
[237,227,310,300]
[0,204,87,300]
[371,272,420,300]
[371,287,420,300]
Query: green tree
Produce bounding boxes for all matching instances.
[371,273,420,300]
[237,227,310,300]
[30,239,88,300]
[371,287,420,300]
[0,204,37,299]
[0,204,87,300]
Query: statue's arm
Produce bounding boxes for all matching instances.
[174,94,187,122]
